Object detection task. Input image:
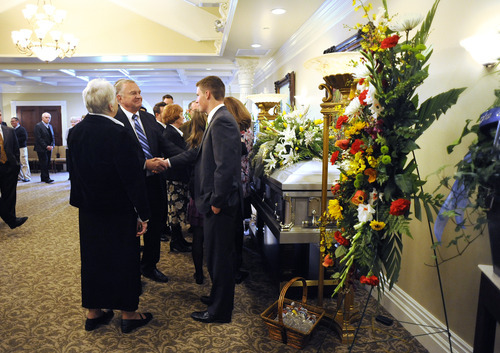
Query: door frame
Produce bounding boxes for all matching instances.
[10,100,68,145]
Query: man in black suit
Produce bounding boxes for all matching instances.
[11,117,31,182]
[114,79,182,283]
[34,112,55,183]
[69,78,153,333]
[169,76,241,323]
[0,113,28,229]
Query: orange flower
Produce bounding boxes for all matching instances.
[330,151,339,165]
[360,275,380,286]
[322,254,334,267]
[335,139,350,150]
[351,190,367,205]
[364,168,377,183]
[331,183,340,195]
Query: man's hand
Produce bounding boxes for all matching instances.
[136,220,148,236]
[145,158,166,173]
[211,205,221,214]
[47,146,53,151]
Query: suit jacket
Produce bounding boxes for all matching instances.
[170,106,241,214]
[13,126,28,148]
[1,125,20,167]
[114,106,184,167]
[163,125,190,183]
[34,121,55,152]
[68,114,150,221]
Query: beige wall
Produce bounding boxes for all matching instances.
[255,0,500,347]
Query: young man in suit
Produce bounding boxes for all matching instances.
[0,113,28,229]
[169,76,242,323]
[114,79,183,284]
[34,112,55,183]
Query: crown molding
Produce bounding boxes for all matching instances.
[253,0,354,87]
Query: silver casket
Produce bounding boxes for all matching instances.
[250,160,340,284]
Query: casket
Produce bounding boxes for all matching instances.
[250,160,340,284]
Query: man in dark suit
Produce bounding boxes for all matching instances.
[11,117,31,182]
[0,113,28,229]
[114,79,183,283]
[69,78,153,333]
[169,76,241,323]
[34,112,55,183]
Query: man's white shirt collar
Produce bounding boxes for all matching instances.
[206,104,224,126]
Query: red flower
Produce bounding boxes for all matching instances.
[335,139,350,150]
[334,231,350,246]
[358,89,369,105]
[330,151,339,165]
[335,115,349,129]
[380,35,400,49]
[389,198,411,216]
[322,254,334,267]
[360,275,380,286]
[358,78,365,85]
[350,139,364,154]
[331,183,340,195]
[351,190,367,205]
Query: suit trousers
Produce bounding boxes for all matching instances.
[0,162,20,226]
[37,150,52,181]
[141,174,166,274]
[205,204,237,319]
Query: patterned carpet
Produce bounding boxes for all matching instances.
[0,172,429,353]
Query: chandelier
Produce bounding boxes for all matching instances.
[11,1,78,62]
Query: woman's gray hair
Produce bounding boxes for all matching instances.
[82,79,116,115]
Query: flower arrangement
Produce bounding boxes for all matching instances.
[251,106,332,177]
[320,0,465,294]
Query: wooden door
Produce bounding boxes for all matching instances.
[16,106,62,146]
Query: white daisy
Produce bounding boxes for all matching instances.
[389,13,424,32]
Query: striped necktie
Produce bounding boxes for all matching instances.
[132,114,153,160]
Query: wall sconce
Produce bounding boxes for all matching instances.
[460,32,500,68]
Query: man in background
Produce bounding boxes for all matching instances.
[163,94,174,105]
[34,112,55,184]
[10,117,31,182]
[153,101,167,129]
[0,113,28,229]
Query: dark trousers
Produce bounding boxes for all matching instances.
[205,204,237,319]
[141,174,166,274]
[0,163,20,226]
[37,150,52,181]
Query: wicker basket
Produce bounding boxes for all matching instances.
[260,277,325,349]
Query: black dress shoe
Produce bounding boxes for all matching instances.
[121,312,153,333]
[160,234,169,242]
[169,241,191,253]
[9,217,28,229]
[45,178,54,183]
[85,310,114,331]
[179,237,192,247]
[191,311,231,323]
[235,270,249,284]
[142,268,169,283]
[200,295,212,305]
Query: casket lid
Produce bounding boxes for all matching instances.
[268,160,340,191]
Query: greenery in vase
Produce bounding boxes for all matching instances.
[321,0,465,294]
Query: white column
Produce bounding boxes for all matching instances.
[235,57,259,107]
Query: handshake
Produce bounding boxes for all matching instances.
[145,158,170,174]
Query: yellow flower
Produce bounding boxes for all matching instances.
[299,126,304,132]
[367,155,378,168]
[370,220,386,231]
[283,122,287,127]
[328,199,343,220]
[314,119,323,125]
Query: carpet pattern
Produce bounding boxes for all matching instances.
[0,173,429,352]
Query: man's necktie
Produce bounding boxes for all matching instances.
[132,114,153,160]
[0,133,8,164]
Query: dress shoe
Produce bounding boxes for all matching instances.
[179,237,192,247]
[121,312,153,333]
[169,241,191,253]
[160,233,169,242]
[44,178,54,184]
[200,295,212,305]
[22,178,30,182]
[190,311,230,324]
[235,270,249,284]
[194,273,204,285]
[142,268,169,283]
[9,217,28,229]
[85,310,114,331]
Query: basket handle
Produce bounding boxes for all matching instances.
[277,277,308,326]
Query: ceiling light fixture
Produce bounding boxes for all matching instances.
[11,0,78,62]
[251,43,262,48]
[271,8,286,15]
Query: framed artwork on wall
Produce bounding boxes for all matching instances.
[274,71,296,113]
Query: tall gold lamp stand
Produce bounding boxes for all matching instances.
[305,52,361,344]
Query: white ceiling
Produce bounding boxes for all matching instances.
[0,0,327,94]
